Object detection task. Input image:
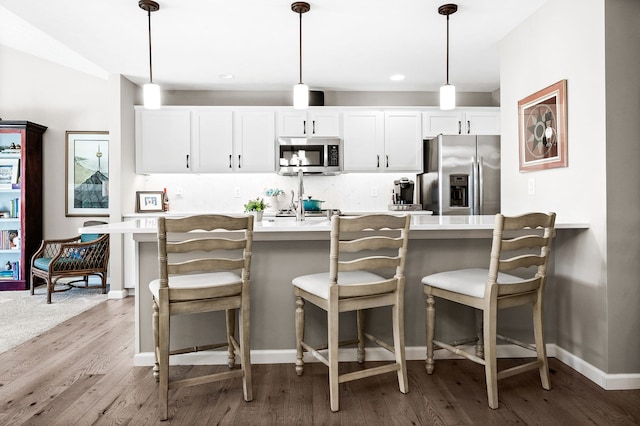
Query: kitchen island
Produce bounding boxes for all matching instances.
[82,215,588,366]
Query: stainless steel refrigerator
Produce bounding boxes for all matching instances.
[417,135,500,215]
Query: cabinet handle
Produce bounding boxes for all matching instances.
[386,155,389,168]
[186,154,189,169]
[312,120,316,134]
[377,155,380,168]
[238,155,241,169]
[303,120,306,135]
[229,154,232,168]
[467,120,471,134]
[458,121,462,134]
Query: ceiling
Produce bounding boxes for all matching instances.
[0,0,547,93]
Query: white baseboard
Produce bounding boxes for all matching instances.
[554,345,640,390]
[133,344,640,391]
[108,289,129,299]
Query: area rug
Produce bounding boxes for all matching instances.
[0,284,109,353]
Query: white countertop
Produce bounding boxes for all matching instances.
[80,214,589,235]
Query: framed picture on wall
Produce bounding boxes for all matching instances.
[518,80,568,172]
[65,131,110,217]
[0,159,19,186]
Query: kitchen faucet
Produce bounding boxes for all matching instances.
[295,168,305,221]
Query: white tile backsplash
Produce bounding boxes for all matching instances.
[140,172,418,213]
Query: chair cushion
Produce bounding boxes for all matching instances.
[148,271,242,299]
[422,268,523,298]
[81,233,101,242]
[33,257,52,271]
[292,271,384,300]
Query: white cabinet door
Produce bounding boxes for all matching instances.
[464,110,500,135]
[234,111,275,172]
[422,110,464,137]
[191,110,233,172]
[135,109,191,173]
[277,110,340,137]
[422,108,500,137]
[342,111,384,172]
[384,111,422,171]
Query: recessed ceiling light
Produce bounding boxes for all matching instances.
[219,74,235,80]
[390,74,405,81]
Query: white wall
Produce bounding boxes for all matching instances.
[500,0,639,373]
[0,45,110,239]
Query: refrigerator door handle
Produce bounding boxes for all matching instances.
[471,156,478,215]
[478,156,485,215]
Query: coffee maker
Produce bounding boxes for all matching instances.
[392,176,421,208]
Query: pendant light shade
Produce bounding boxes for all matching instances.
[139,0,161,109]
[291,2,310,110]
[439,4,457,111]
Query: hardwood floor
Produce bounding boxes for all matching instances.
[1,297,639,425]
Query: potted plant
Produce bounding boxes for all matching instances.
[244,197,269,221]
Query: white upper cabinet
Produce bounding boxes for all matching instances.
[136,107,275,174]
[136,109,192,173]
[422,108,500,137]
[342,111,421,172]
[277,110,340,137]
[233,110,276,172]
[384,111,422,171]
[191,110,234,173]
[342,111,385,172]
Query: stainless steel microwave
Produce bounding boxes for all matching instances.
[276,137,342,175]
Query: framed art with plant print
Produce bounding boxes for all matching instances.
[518,80,567,172]
[65,131,109,217]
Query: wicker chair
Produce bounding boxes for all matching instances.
[30,221,109,304]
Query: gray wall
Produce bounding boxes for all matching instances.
[604,0,640,374]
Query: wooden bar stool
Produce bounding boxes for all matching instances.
[422,212,556,409]
[149,214,254,420]
[292,214,411,411]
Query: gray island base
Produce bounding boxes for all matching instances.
[81,215,588,366]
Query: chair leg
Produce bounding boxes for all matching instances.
[328,304,340,412]
[295,297,305,376]
[226,309,236,369]
[152,300,160,382]
[475,309,484,358]
[101,274,107,294]
[30,274,36,295]
[158,303,170,421]
[392,301,408,394]
[239,298,253,402]
[483,306,499,409]
[356,309,365,364]
[533,297,551,390]
[425,294,435,374]
[47,278,53,304]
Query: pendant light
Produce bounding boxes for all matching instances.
[438,4,457,110]
[291,2,310,110]
[139,0,161,109]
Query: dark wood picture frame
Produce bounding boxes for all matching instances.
[518,80,568,172]
[136,191,164,213]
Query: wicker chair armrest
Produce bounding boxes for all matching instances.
[32,236,82,260]
[49,234,110,272]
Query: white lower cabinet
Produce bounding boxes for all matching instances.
[342,110,422,172]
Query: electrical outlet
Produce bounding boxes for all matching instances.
[175,187,184,198]
[528,178,535,195]
[233,187,241,198]
[371,186,378,197]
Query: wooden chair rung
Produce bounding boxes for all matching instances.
[497,360,542,381]
[496,333,537,352]
[169,342,228,356]
[339,363,400,384]
[169,369,244,390]
[432,339,486,365]
[363,331,395,353]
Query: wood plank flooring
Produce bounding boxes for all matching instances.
[1,297,639,425]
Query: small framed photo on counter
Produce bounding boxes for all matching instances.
[136,191,164,213]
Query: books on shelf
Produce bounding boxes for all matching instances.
[0,198,21,218]
[1,230,19,249]
[0,260,19,280]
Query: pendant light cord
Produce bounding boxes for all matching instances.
[147,9,153,84]
[298,11,303,84]
[445,14,449,85]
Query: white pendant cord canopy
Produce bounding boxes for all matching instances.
[140,0,161,110]
[292,2,310,110]
[439,4,457,111]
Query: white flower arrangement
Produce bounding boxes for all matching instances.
[264,188,285,197]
